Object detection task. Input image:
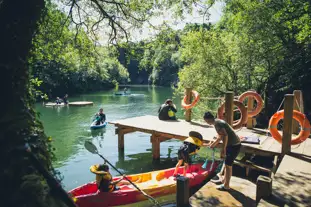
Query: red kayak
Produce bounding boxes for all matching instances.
[69,162,219,207]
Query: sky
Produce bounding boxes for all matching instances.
[130,1,224,41]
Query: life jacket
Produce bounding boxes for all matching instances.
[90,165,114,192]
[168,109,175,118]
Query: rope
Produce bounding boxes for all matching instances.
[277,98,285,112]
[295,97,301,112]
[200,97,224,100]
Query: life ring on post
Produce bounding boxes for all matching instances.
[217,100,248,130]
[269,110,311,145]
[181,90,200,110]
[238,91,263,117]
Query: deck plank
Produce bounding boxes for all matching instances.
[302,138,311,156]
[189,177,256,207]
[259,155,311,206]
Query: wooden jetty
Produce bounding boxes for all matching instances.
[109,90,310,162]
[109,115,311,160]
[109,89,311,206]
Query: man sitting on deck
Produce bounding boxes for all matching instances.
[90,164,130,192]
[203,112,241,191]
[158,99,177,120]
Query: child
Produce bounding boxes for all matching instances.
[173,131,203,177]
[90,164,129,192]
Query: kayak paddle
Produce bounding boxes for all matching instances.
[84,141,161,207]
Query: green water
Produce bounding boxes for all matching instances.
[36,86,215,191]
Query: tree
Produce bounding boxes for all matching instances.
[176,0,311,118]
[0,0,206,206]
[29,3,129,99]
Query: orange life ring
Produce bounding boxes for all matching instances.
[238,91,263,117]
[269,110,311,145]
[181,90,200,110]
[217,100,247,130]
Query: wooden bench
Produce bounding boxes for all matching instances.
[234,154,278,177]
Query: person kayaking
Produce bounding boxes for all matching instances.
[158,99,177,120]
[55,97,61,104]
[63,94,69,105]
[123,87,128,94]
[90,164,130,192]
[94,108,106,125]
[203,111,241,191]
[173,131,203,177]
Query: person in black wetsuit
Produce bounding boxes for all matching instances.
[173,131,203,177]
[95,108,106,125]
[158,99,177,120]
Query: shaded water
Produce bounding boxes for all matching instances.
[36,86,216,191]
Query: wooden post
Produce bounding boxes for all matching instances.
[282,94,294,154]
[256,175,272,202]
[118,130,124,150]
[225,92,234,126]
[118,148,125,163]
[247,96,254,129]
[151,134,160,160]
[176,176,190,207]
[292,90,303,134]
[185,88,192,122]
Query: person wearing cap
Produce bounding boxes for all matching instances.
[90,164,130,192]
[203,111,241,191]
[94,108,106,125]
[173,131,203,177]
[158,99,177,120]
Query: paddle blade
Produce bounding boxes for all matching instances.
[202,160,208,169]
[84,141,98,154]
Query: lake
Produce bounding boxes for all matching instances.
[36,85,216,192]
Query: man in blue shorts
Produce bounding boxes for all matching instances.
[203,112,241,191]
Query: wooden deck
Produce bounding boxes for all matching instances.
[109,115,311,159]
[258,154,311,207]
[189,176,257,207]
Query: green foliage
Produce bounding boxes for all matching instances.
[29,3,129,99]
[121,28,182,86]
[176,0,311,114]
